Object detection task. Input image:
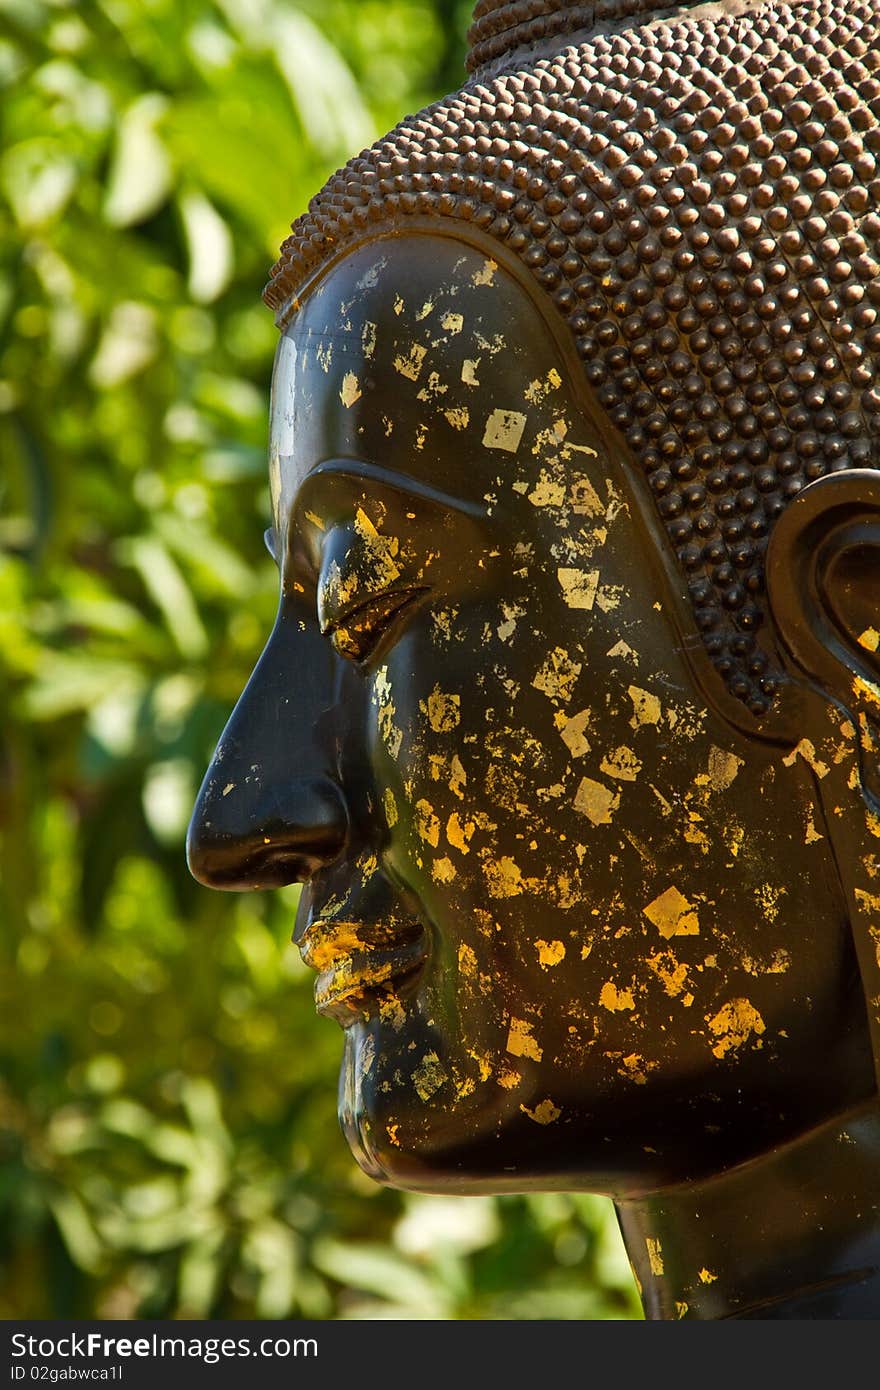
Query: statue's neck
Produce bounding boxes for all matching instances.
[467,0,758,73]
[615,1099,880,1319]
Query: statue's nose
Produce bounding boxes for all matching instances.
[186,614,349,891]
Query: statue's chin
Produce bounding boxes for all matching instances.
[334,1015,878,1199]
[333,1031,677,1197]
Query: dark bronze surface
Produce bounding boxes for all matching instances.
[188,0,880,1317]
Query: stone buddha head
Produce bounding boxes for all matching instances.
[188,0,880,1316]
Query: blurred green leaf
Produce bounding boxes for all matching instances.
[119,536,208,659]
[179,190,234,305]
[103,94,172,228]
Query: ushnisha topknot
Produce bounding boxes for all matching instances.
[466,0,704,72]
[265,0,880,716]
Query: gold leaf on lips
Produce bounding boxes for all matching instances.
[298,919,415,972]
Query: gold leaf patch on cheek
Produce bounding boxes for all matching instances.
[520,1098,561,1125]
[556,708,591,757]
[447,812,475,853]
[393,342,427,381]
[695,746,744,792]
[556,567,600,610]
[372,665,403,760]
[412,1052,447,1100]
[506,1017,543,1061]
[482,408,526,452]
[444,405,470,430]
[599,745,642,782]
[532,648,582,704]
[462,358,480,386]
[414,799,440,847]
[617,1054,657,1085]
[458,943,478,978]
[432,857,457,884]
[573,777,619,826]
[646,950,691,1000]
[339,371,362,407]
[628,684,662,728]
[420,686,461,732]
[599,981,636,1012]
[706,999,765,1059]
[781,738,830,779]
[527,472,566,506]
[483,855,524,898]
[643,886,700,938]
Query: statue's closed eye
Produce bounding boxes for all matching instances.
[321,587,427,664]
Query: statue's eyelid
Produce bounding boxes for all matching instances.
[323,586,429,664]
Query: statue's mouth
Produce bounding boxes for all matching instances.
[297,919,427,1026]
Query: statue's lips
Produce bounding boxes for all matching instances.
[297,919,427,1026]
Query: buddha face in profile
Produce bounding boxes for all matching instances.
[187,233,878,1196]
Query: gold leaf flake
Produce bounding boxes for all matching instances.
[599,981,635,1011]
[420,686,461,732]
[536,939,566,968]
[628,684,661,728]
[484,855,524,898]
[643,886,700,938]
[532,647,582,703]
[393,342,427,381]
[339,372,361,407]
[506,1016,542,1061]
[413,1051,447,1100]
[483,408,527,452]
[557,567,600,610]
[574,776,619,826]
[520,1098,561,1125]
[706,999,765,1059]
[432,856,457,884]
[556,708,591,757]
[600,745,642,782]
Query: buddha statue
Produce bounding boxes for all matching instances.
[187,0,880,1317]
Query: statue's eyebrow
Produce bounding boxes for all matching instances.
[296,457,491,520]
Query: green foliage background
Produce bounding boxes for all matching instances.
[0,0,641,1319]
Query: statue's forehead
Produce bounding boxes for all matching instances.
[266,235,602,529]
[280,238,526,358]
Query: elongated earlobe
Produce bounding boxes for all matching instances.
[766,469,880,740]
[767,467,880,821]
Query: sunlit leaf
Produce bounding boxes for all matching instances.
[312,1238,446,1313]
[119,535,208,659]
[179,190,234,305]
[1,139,77,227]
[142,758,196,845]
[89,301,159,389]
[49,1191,103,1274]
[23,653,144,720]
[103,93,172,227]
[272,12,373,155]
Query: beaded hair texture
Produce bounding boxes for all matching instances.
[265,0,880,715]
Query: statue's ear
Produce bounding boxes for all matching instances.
[766,469,880,723]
